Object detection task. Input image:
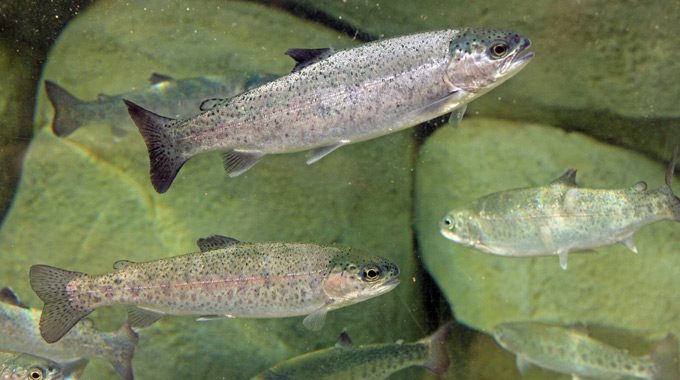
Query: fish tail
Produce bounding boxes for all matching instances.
[662,145,680,222]
[420,321,455,376]
[44,80,88,137]
[651,334,680,380]
[123,99,187,193]
[107,321,139,380]
[29,264,95,343]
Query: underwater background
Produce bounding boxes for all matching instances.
[1,0,679,379]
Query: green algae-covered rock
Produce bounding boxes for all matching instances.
[1,1,424,379]
[415,118,680,341]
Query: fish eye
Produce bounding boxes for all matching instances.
[362,267,381,282]
[490,42,509,58]
[442,217,453,229]
[28,367,44,379]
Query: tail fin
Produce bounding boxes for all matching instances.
[29,265,94,343]
[662,145,680,222]
[44,80,89,137]
[652,334,680,380]
[420,321,455,376]
[106,321,139,380]
[123,99,187,193]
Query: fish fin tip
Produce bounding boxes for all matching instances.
[148,72,174,85]
[306,143,344,165]
[123,99,186,193]
[29,264,92,343]
[127,306,164,329]
[0,287,29,309]
[302,306,328,331]
[421,321,454,376]
[222,150,264,177]
[448,104,467,128]
[285,48,333,72]
[550,169,578,187]
[196,235,240,252]
[621,236,638,254]
[334,329,353,348]
[109,321,138,380]
[44,80,88,137]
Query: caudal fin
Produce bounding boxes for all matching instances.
[123,99,187,193]
[44,80,89,137]
[420,321,455,376]
[662,145,680,222]
[106,321,139,380]
[652,334,680,380]
[29,265,94,343]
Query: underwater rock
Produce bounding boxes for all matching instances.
[415,118,680,341]
[1,1,423,379]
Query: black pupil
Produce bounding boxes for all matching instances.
[494,44,507,55]
[367,269,378,278]
[444,219,451,226]
[31,371,42,379]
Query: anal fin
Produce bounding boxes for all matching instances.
[306,143,344,165]
[128,306,164,329]
[620,235,638,253]
[448,104,467,127]
[222,150,265,177]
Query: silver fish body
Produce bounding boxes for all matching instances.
[0,288,137,380]
[124,28,534,193]
[493,322,680,380]
[0,352,64,380]
[440,147,680,269]
[44,72,277,137]
[29,236,400,344]
[250,321,453,380]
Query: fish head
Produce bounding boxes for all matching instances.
[439,209,483,247]
[0,354,63,380]
[446,28,534,94]
[492,323,528,352]
[322,248,400,308]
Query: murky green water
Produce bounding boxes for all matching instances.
[1,1,679,379]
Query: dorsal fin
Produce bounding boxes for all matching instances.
[285,48,333,72]
[199,98,228,111]
[550,169,578,187]
[197,235,240,252]
[113,260,135,270]
[0,287,29,309]
[334,329,354,348]
[149,72,175,85]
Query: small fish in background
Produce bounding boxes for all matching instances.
[493,321,680,380]
[440,146,680,269]
[250,321,454,379]
[124,27,534,193]
[0,288,137,380]
[44,72,278,137]
[0,352,66,380]
[29,235,400,344]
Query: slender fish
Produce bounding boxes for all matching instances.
[124,28,534,193]
[250,321,454,379]
[493,322,680,380]
[29,235,400,344]
[440,146,680,269]
[45,73,277,137]
[0,288,136,380]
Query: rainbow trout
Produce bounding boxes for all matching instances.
[250,321,454,379]
[0,352,64,380]
[0,288,136,380]
[493,322,680,380]
[440,146,680,269]
[124,28,534,193]
[29,235,400,344]
[45,73,277,137]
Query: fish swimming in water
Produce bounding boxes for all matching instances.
[44,72,277,137]
[493,321,680,380]
[0,288,137,380]
[0,352,65,380]
[29,235,400,344]
[123,27,534,193]
[439,146,680,269]
[250,321,454,379]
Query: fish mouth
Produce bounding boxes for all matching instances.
[362,278,400,298]
[501,38,534,75]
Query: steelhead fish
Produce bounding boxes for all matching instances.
[123,28,534,193]
[29,235,400,344]
[0,288,137,380]
[250,321,454,379]
[45,72,277,137]
[0,352,65,380]
[493,322,680,380]
[440,146,680,269]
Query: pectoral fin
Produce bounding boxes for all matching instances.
[516,355,532,375]
[303,303,330,331]
[128,306,164,328]
[306,143,344,165]
[448,104,467,128]
[222,150,265,177]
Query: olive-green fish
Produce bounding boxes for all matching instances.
[250,321,454,379]
[124,28,534,193]
[493,322,680,380]
[0,352,65,380]
[0,288,136,380]
[29,235,400,344]
[440,146,680,269]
